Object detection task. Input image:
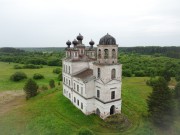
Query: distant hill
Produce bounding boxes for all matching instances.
[19,47,65,52]
[119,46,180,58]
[0,47,25,53]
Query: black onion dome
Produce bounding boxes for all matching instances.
[99,33,116,45]
[89,39,95,45]
[72,39,78,45]
[66,40,71,46]
[77,33,83,40]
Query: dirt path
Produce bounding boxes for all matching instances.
[0,90,25,116]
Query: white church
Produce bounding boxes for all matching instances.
[62,33,122,119]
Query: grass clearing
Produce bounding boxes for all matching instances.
[0,62,59,91]
[0,62,180,135]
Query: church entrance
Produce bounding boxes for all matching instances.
[96,108,100,116]
[110,105,115,115]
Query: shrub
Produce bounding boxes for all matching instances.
[53,68,61,74]
[78,127,94,135]
[122,69,132,77]
[23,64,43,69]
[58,72,62,81]
[49,79,55,88]
[41,85,48,91]
[10,72,27,81]
[14,65,22,69]
[175,75,180,82]
[23,79,38,100]
[48,59,60,66]
[134,70,145,77]
[33,73,44,80]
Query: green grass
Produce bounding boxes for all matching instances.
[0,62,59,91]
[0,62,180,135]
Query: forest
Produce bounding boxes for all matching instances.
[0,47,180,79]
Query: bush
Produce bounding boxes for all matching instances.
[24,79,38,100]
[122,69,132,77]
[58,72,62,81]
[175,75,180,82]
[146,77,159,86]
[10,72,27,81]
[53,68,61,74]
[14,65,22,69]
[48,59,60,66]
[77,127,94,135]
[134,70,145,77]
[23,64,43,69]
[41,85,48,91]
[49,79,55,88]
[33,73,44,80]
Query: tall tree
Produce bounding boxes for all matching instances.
[175,82,180,98]
[24,79,38,100]
[147,77,174,128]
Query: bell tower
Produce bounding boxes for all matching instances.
[94,33,121,83]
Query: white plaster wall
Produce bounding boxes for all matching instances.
[85,79,95,98]
[93,64,122,83]
[95,99,122,119]
[71,62,89,75]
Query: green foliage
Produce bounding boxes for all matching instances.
[33,73,44,80]
[147,77,174,128]
[175,82,180,99]
[134,70,145,77]
[10,71,27,81]
[175,74,180,82]
[49,79,55,88]
[14,65,22,69]
[23,64,43,69]
[119,46,180,59]
[23,79,38,99]
[41,85,48,91]
[162,70,171,82]
[78,127,94,135]
[53,68,61,74]
[14,64,43,69]
[58,72,62,81]
[146,77,158,86]
[48,59,61,66]
[122,69,132,77]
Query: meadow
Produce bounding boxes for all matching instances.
[0,62,59,91]
[0,61,179,135]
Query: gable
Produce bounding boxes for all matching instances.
[106,79,120,85]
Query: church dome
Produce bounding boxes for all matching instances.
[99,33,116,45]
[66,40,71,46]
[89,39,95,45]
[77,33,83,40]
[72,39,78,45]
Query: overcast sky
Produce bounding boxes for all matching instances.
[0,0,180,47]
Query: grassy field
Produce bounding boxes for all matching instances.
[0,62,59,91]
[0,62,179,135]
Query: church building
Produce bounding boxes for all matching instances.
[62,33,122,119]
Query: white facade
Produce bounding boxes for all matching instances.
[62,34,122,119]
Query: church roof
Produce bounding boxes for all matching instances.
[99,33,116,45]
[73,68,94,81]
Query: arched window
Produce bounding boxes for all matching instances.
[77,85,79,92]
[104,49,109,59]
[111,69,116,79]
[112,49,116,58]
[98,49,101,58]
[97,68,100,78]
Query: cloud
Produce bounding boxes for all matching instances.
[0,0,180,47]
